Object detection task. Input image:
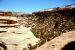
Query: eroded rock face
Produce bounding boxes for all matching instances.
[0,11,40,50]
[0,26,40,50]
[0,4,75,50]
[31,4,75,44]
[35,31,75,50]
[0,11,12,16]
[0,16,19,27]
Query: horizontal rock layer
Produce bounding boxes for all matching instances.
[0,4,75,50]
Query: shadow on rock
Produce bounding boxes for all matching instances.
[61,41,75,50]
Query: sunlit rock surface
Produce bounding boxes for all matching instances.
[32,4,75,44]
[35,31,75,50]
[0,16,19,27]
[0,4,75,50]
[0,26,40,50]
[0,11,40,50]
[33,4,75,50]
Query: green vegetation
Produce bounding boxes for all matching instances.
[31,12,75,49]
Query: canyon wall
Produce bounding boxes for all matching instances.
[0,4,75,50]
[31,5,75,44]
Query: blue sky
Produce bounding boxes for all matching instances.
[0,0,75,13]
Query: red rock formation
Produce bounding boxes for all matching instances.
[0,12,19,27]
[0,19,17,24]
[0,12,12,16]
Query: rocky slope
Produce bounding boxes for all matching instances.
[32,4,75,44]
[35,31,75,50]
[0,11,40,50]
[0,4,75,50]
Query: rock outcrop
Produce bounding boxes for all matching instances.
[0,11,40,50]
[0,4,75,50]
[32,4,75,43]
[35,31,75,50]
[0,26,40,50]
